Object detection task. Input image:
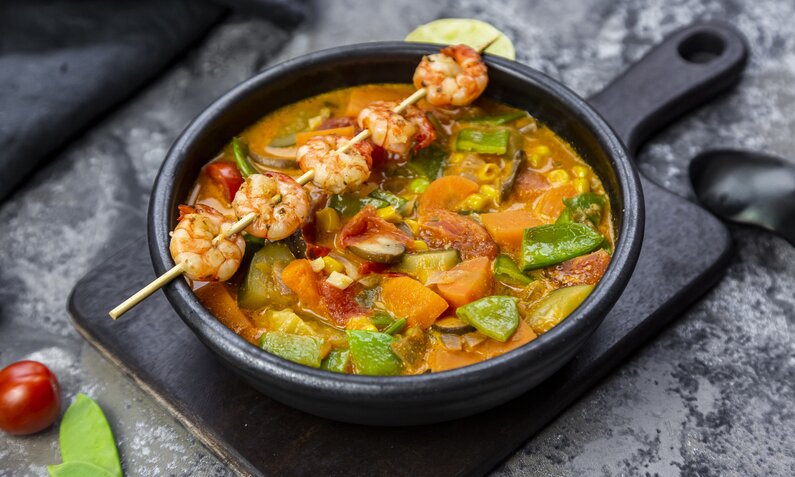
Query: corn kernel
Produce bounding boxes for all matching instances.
[404,219,420,235]
[449,152,466,164]
[533,145,552,156]
[376,205,402,222]
[547,169,570,185]
[458,193,487,212]
[571,165,589,178]
[346,315,377,331]
[477,163,501,182]
[322,256,345,274]
[479,184,499,202]
[573,177,590,193]
[412,240,429,251]
[529,153,547,168]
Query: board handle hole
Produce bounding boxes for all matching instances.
[678,32,726,63]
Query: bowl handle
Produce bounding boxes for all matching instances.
[588,21,748,155]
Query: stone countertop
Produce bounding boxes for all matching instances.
[1,0,793,475]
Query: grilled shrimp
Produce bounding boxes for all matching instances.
[170,204,245,282]
[296,134,373,194]
[413,44,488,106]
[232,172,310,241]
[357,101,436,155]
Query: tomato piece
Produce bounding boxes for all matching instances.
[418,209,498,260]
[510,168,550,202]
[205,161,244,203]
[338,205,413,249]
[0,360,60,435]
[317,281,369,326]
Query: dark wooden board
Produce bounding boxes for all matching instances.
[68,174,731,477]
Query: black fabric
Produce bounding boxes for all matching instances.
[0,0,307,202]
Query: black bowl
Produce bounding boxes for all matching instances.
[148,42,643,425]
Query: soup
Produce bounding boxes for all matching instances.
[187,84,614,375]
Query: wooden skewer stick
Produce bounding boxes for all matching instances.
[109,35,502,320]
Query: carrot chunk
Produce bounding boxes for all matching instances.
[480,210,543,249]
[381,276,449,329]
[418,176,480,214]
[281,259,328,317]
[433,257,493,308]
[534,183,577,220]
[195,283,260,345]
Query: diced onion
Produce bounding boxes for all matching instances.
[326,271,354,290]
[310,257,325,272]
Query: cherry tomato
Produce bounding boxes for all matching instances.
[0,360,61,435]
[205,161,244,202]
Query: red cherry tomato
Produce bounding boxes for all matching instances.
[205,162,244,202]
[0,360,61,435]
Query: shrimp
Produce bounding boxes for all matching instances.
[357,101,436,155]
[413,44,488,107]
[232,172,309,241]
[170,204,245,282]
[296,134,373,194]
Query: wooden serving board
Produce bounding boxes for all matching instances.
[68,174,731,477]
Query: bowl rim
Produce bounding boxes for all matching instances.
[149,41,643,396]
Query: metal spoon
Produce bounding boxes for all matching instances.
[690,149,795,245]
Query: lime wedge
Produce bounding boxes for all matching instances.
[405,18,515,60]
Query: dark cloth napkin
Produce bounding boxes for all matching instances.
[0,0,307,202]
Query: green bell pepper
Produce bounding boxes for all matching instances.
[563,193,606,225]
[455,128,510,155]
[456,296,520,342]
[346,330,402,375]
[493,254,532,286]
[232,137,258,178]
[320,349,351,373]
[520,223,604,271]
[238,243,295,309]
[260,332,325,368]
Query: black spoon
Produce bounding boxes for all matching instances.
[690,149,795,245]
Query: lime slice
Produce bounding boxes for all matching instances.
[405,18,515,60]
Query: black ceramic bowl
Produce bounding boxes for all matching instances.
[148,42,643,425]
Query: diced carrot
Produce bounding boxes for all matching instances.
[434,257,493,308]
[295,126,355,147]
[480,209,544,249]
[381,276,449,329]
[418,176,480,214]
[345,86,409,117]
[476,320,537,357]
[534,183,577,220]
[428,348,484,372]
[195,283,261,345]
[281,259,328,317]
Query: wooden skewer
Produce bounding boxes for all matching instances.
[109,35,501,320]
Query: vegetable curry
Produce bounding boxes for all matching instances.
[188,84,614,375]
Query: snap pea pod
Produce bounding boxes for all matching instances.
[346,330,402,376]
[260,332,325,368]
[563,193,606,225]
[456,296,520,342]
[48,462,116,477]
[455,128,510,155]
[232,137,258,178]
[519,223,604,271]
[493,254,532,286]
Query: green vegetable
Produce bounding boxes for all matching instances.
[329,194,389,217]
[456,296,520,342]
[243,233,265,249]
[528,284,594,334]
[464,111,526,125]
[456,128,510,155]
[369,188,407,210]
[260,332,325,368]
[408,144,446,178]
[48,394,123,477]
[346,330,402,375]
[49,462,117,477]
[232,137,258,177]
[563,193,606,225]
[238,243,295,309]
[519,223,604,271]
[408,177,431,194]
[383,318,407,335]
[493,254,532,286]
[556,208,571,224]
[321,349,351,373]
[371,312,396,330]
[393,249,461,281]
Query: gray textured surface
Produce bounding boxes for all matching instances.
[0,0,793,476]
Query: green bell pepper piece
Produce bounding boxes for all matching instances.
[369,188,407,210]
[346,330,402,375]
[407,177,431,194]
[260,332,325,368]
[232,137,258,178]
[493,254,532,286]
[520,223,604,271]
[321,349,351,373]
[563,193,606,225]
[408,144,446,178]
[456,296,520,342]
[455,128,510,155]
[464,111,526,125]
